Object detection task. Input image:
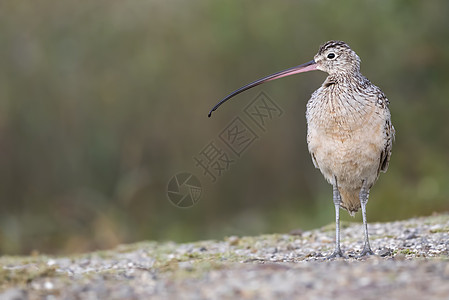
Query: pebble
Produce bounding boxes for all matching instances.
[227,236,240,246]
[378,248,392,257]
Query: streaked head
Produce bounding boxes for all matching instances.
[314,40,360,75]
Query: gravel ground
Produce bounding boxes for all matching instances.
[1,214,448,299]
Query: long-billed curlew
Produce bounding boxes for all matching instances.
[208,40,394,258]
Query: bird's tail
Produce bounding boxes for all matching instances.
[339,188,361,216]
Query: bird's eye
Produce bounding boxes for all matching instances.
[327,53,336,59]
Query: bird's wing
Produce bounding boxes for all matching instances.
[376,91,395,173]
[379,118,395,173]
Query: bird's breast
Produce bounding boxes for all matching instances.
[307,88,377,139]
[305,87,386,187]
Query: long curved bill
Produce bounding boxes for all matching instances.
[208,60,317,117]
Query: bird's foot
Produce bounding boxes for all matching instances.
[327,248,347,259]
[358,246,375,258]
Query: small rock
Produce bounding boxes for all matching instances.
[286,244,296,251]
[405,233,418,240]
[269,247,278,254]
[306,252,316,258]
[227,236,240,246]
[47,259,56,266]
[289,229,303,236]
[378,248,392,257]
[44,281,54,290]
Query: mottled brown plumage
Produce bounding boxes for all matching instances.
[306,41,394,257]
[208,40,394,258]
[307,41,394,213]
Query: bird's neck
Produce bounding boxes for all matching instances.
[324,71,364,87]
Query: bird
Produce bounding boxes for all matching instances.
[208,40,394,258]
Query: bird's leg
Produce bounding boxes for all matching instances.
[327,177,346,259]
[359,180,375,257]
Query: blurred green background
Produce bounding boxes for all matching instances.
[0,0,448,255]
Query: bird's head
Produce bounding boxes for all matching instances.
[208,40,360,117]
[313,40,361,75]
